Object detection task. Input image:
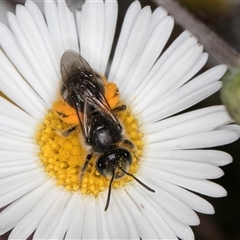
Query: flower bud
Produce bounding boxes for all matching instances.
[221,71,240,124]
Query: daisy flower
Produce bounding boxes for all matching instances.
[0,0,239,239]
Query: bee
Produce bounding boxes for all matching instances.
[58,50,154,211]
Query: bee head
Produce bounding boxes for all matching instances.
[96,148,132,179]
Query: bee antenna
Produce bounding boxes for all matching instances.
[120,167,155,193]
[105,170,115,211]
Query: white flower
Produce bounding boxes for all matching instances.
[0,0,239,239]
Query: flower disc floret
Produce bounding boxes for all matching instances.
[36,103,144,196]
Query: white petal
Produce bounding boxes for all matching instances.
[132,31,198,109]
[218,123,240,133]
[151,6,168,23]
[76,9,81,50]
[147,130,239,150]
[0,51,46,119]
[0,114,35,135]
[136,181,199,226]
[81,0,105,71]
[163,52,209,98]
[149,30,195,73]
[33,190,70,239]
[0,163,39,179]
[0,25,50,110]
[111,6,152,89]
[0,159,35,167]
[104,192,129,239]
[0,180,53,235]
[127,185,178,239]
[49,193,79,239]
[44,0,65,60]
[0,97,36,125]
[141,81,220,124]
[120,6,170,93]
[144,105,227,133]
[0,169,43,194]
[65,195,86,239]
[99,0,118,74]
[133,52,208,109]
[158,204,194,240]
[79,1,89,61]
[121,6,169,90]
[0,174,45,209]
[9,183,60,240]
[146,6,168,38]
[115,188,158,239]
[7,11,56,102]
[141,166,227,197]
[0,133,37,152]
[142,158,223,179]
[136,43,203,111]
[146,106,232,142]
[58,0,79,53]
[143,149,232,166]
[142,174,214,214]
[81,195,99,239]
[15,4,59,87]
[96,194,111,239]
[25,0,60,75]
[108,0,141,81]
[0,150,36,161]
[0,126,32,139]
[111,191,139,239]
[139,65,226,123]
[133,183,195,239]
[121,16,174,101]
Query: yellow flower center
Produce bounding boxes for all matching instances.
[36,80,144,197]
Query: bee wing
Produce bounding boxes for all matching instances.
[76,103,89,140]
[61,50,121,139]
[82,87,120,128]
[62,51,120,127]
[74,101,107,142]
[83,103,95,140]
[61,50,93,83]
[66,96,91,142]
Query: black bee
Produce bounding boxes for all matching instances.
[59,50,154,210]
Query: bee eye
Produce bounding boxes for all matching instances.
[96,148,132,178]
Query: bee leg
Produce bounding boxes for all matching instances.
[122,139,134,149]
[79,152,93,183]
[112,104,126,113]
[55,125,79,138]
